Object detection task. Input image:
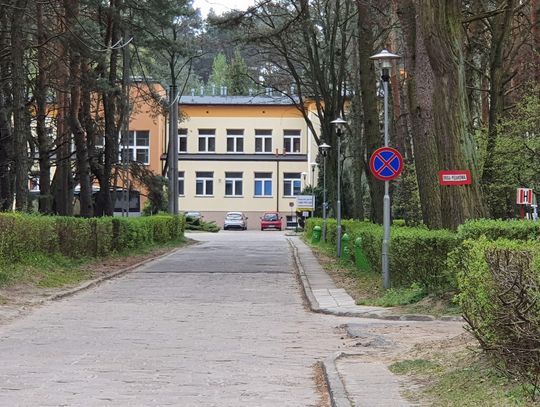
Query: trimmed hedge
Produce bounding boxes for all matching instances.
[457,219,540,241]
[305,218,459,291]
[0,213,185,264]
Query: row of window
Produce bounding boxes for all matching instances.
[179,128,302,154]
[178,171,303,197]
[116,128,304,166]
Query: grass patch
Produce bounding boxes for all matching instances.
[358,283,426,307]
[307,239,460,315]
[391,350,540,406]
[390,358,443,375]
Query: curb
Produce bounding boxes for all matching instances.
[288,237,463,322]
[321,352,355,407]
[34,246,185,305]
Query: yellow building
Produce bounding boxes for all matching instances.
[177,94,320,228]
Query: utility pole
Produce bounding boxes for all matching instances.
[168,85,179,215]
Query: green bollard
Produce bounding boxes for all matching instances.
[342,233,350,261]
[311,226,322,244]
[355,237,370,270]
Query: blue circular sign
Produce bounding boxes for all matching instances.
[369,147,404,181]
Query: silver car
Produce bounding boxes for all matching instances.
[223,211,248,230]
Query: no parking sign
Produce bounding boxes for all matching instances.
[369,147,404,181]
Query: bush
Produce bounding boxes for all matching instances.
[458,219,540,241]
[305,217,458,292]
[0,213,185,265]
[453,238,540,395]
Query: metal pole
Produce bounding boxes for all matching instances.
[336,129,342,258]
[168,86,175,214]
[322,154,327,242]
[381,68,391,289]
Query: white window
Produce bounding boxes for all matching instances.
[179,128,187,153]
[284,129,301,153]
[178,171,184,196]
[254,172,272,196]
[255,129,272,153]
[225,172,243,196]
[198,129,215,152]
[226,129,244,153]
[120,131,150,164]
[283,172,302,196]
[196,171,214,196]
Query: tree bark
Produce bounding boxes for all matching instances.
[65,0,93,217]
[36,1,52,214]
[0,6,14,211]
[397,0,443,228]
[355,0,384,224]
[419,1,486,229]
[11,0,29,212]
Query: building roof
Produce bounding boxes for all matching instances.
[179,95,299,106]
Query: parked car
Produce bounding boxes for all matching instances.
[260,212,283,231]
[184,211,203,221]
[223,211,248,230]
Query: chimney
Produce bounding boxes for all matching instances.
[191,88,195,97]
[200,86,204,96]
[211,84,216,95]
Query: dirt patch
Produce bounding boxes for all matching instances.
[313,362,331,407]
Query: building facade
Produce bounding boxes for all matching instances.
[177,94,320,229]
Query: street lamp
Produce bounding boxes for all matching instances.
[331,117,347,257]
[370,48,400,289]
[310,162,317,213]
[319,143,330,242]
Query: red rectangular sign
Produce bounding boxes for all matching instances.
[517,188,534,205]
[439,170,471,186]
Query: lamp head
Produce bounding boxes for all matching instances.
[310,162,317,170]
[319,142,331,156]
[330,117,347,133]
[370,49,400,69]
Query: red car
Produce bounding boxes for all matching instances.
[260,212,283,231]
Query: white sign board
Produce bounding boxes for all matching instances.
[296,195,315,211]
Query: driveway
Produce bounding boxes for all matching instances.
[0,231,341,406]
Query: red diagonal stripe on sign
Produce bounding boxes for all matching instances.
[375,152,397,176]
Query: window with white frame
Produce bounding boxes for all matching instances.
[178,128,187,153]
[178,171,184,196]
[225,172,243,196]
[254,172,272,196]
[198,129,215,152]
[226,129,244,153]
[283,172,302,196]
[255,129,272,153]
[120,130,150,164]
[283,129,301,153]
[196,171,213,196]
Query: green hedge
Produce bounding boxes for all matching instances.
[305,218,458,291]
[457,219,540,241]
[452,238,540,389]
[0,213,185,264]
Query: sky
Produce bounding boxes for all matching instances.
[193,0,256,17]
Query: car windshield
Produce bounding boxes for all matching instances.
[264,214,278,221]
[227,213,242,219]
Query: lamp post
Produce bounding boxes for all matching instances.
[331,117,347,257]
[310,162,317,213]
[319,143,330,242]
[370,48,400,289]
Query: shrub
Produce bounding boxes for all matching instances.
[453,238,540,396]
[458,219,540,241]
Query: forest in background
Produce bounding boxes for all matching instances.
[0,0,538,229]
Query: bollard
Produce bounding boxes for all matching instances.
[355,237,370,270]
[311,226,322,244]
[342,233,350,261]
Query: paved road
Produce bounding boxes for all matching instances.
[0,231,342,406]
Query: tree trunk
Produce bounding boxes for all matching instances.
[65,0,93,217]
[36,1,52,214]
[481,0,515,214]
[355,0,384,224]
[11,0,29,212]
[419,1,486,229]
[0,6,13,211]
[397,0,443,228]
